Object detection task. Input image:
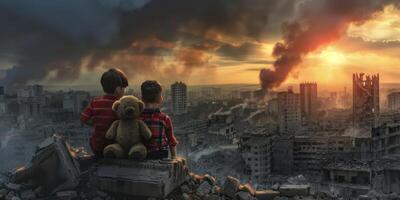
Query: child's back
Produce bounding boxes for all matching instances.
[140,80,178,159]
[81,94,119,156]
[140,108,177,159]
[80,68,128,157]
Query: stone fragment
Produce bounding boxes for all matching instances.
[5,184,21,191]
[235,191,255,200]
[212,186,222,194]
[196,181,212,196]
[223,176,241,198]
[239,184,255,196]
[182,193,191,200]
[0,189,8,196]
[278,185,310,197]
[255,190,280,200]
[181,185,191,193]
[96,190,108,198]
[56,190,78,199]
[203,174,217,185]
[19,190,35,200]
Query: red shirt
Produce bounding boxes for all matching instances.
[140,108,178,152]
[80,94,119,155]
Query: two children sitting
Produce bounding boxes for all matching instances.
[80,68,177,160]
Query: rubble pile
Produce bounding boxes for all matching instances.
[0,135,323,200]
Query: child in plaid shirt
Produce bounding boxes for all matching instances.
[140,80,178,159]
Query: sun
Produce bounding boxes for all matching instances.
[319,47,346,66]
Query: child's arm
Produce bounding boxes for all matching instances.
[138,120,152,141]
[165,116,178,159]
[105,121,119,140]
[80,101,94,126]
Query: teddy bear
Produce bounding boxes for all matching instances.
[103,95,152,160]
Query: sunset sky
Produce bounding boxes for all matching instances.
[1,0,400,90]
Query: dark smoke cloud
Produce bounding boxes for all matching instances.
[216,42,260,60]
[260,0,399,90]
[0,0,297,86]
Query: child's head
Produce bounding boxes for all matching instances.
[141,80,163,105]
[101,68,128,98]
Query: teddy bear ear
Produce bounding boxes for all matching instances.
[112,100,120,112]
[138,100,144,112]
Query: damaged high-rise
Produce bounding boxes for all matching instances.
[353,73,379,127]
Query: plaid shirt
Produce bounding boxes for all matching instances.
[140,108,178,152]
[80,94,119,155]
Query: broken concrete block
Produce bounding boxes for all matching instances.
[223,176,241,198]
[13,135,80,196]
[5,184,21,191]
[92,157,187,198]
[211,185,222,194]
[239,183,255,196]
[255,190,280,200]
[56,190,78,199]
[235,191,256,200]
[182,193,191,200]
[0,189,8,196]
[5,191,15,200]
[196,181,212,196]
[278,184,310,197]
[180,185,191,193]
[203,174,217,185]
[19,190,35,200]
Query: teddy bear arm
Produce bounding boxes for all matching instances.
[139,120,152,141]
[105,120,119,140]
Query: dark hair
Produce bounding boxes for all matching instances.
[141,80,162,103]
[101,68,128,94]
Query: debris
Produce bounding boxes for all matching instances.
[235,191,255,200]
[93,157,187,198]
[239,183,256,196]
[278,184,310,197]
[5,183,21,191]
[223,176,241,198]
[56,190,78,199]
[19,190,35,200]
[13,135,80,196]
[255,190,280,200]
[196,181,212,196]
[203,174,217,185]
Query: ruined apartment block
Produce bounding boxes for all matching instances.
[293,134,353,175]
[300,82,318,121]
[239,129,272,184]
[371,122,400,159]
[277,88,301,134]
[353,73,379,127]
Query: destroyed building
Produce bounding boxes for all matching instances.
[293,134,354,176]
[300,83,318,121]
[353,73,380,128]
[239,129,273,184]
[277,88,301,134]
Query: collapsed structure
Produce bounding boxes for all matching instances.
[0,135,317,200]
[352,73,380,128]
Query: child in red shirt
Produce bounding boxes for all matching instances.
[80,68,128,157]
[140,80,178,159]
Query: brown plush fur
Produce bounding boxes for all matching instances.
[103,95,152,160]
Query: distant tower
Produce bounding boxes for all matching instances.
[299,82,318,121]
[388,92,400,111]
[352,73,379,127]
[171,82,188,115]
[277,88,301,134]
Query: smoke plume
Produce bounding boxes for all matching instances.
[0,0,296,85]
[260,0,399,90]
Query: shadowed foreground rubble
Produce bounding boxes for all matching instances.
[0,135,340,200]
